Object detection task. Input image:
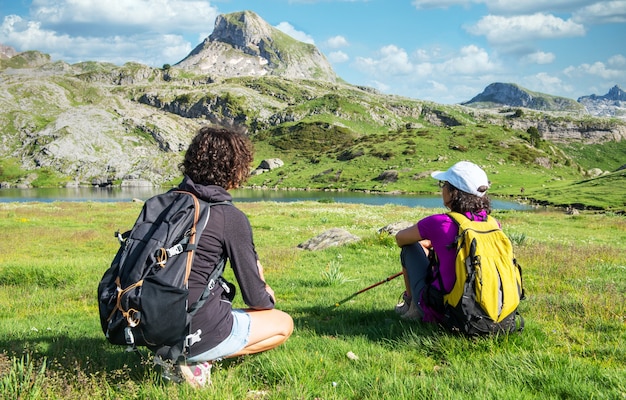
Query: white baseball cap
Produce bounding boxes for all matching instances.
[431,161,490,197]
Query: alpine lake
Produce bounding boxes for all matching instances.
[0,186,533,211]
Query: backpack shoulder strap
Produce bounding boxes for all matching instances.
[446,211,465,250]
[446,211,465,225]
[448,211,499,231]
[154,199,233,362]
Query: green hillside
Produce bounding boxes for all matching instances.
[1,55,625,211]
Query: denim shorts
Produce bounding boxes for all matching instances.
[186,309,251,362]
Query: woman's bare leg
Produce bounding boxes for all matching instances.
[227,309,293,357]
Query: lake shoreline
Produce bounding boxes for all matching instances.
[0,185,537,211]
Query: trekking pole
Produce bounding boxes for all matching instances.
[332,271,403,308]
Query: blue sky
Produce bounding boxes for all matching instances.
[1,0,625,104]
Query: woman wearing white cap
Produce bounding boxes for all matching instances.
[394,161,492,321]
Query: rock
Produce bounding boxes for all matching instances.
[251,158,284,176]
[250,168,267,176]
[297,228,360,251]
[566,206,580,215]
[250,158,285,176]
[587,168,604,177]
[258,158,284,170]
[377,221,414,236]
[374,170,399,183]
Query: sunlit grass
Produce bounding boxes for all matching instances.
[1,201,625,399]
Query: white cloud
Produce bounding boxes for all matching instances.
[414,62,435,77]
[326,35,349,48]
[522,51,556,64]
[572,1,626,24]
[467,13,586,45]
[412,0,597,14]
[369,80,391,93]
[354,45,414,75]
[523,72,573,95]
[441,45,499,74]
[413,49,431,62]
[328,51,349,63]
[0,0,220,66]
[428,80,448,92]
[482,0,593,14]
[30,0,219,35]
[564,60,626,80]
[0,14,192,66]
[608,54,626,67]
[349,42,501,103]
[275,22,315,44]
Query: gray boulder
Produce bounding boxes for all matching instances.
[297,228,360,251]
[377,221,414,236]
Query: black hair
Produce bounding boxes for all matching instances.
[446,182,491,215]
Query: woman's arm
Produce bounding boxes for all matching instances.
[395,224,423,247]
[225,208,275,309]
[257,260,275,303]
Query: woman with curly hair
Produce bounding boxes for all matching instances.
[394,161,492,322]
[175,125,293,387]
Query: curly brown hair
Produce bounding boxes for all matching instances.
[446,182,492,215]
[180,125,254,189]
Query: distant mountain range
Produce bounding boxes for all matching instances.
[577,85,626,119]
[1,10,625,192]
[462,82,626,120]
[0,9,622,119]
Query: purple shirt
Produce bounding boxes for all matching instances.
[416,210,490,322]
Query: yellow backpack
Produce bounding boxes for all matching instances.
[438,211,525,335]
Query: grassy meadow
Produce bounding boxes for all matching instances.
[0,200,625,399]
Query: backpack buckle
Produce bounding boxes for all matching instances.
[185,329,202,348]
[124,326,135,346]
[166,244,184,257]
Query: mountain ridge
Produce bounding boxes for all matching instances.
[462,82,584,112]
[463,82,626,121]
[175,10,337,82]
[577,85,626,119]
[578,85,626,102]
[0,12,625,212]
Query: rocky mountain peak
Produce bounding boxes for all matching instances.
[462,82,582,112]
[0,43,17,59]
[579,85,626,102]
[578,85,626,119]
[209,10,273,51]
[464,82,532,107]
[176,10,337,82]
[606,85,626,101]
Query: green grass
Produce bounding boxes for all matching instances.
[0,201,625,399]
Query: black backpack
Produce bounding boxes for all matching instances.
[97,190,230,361]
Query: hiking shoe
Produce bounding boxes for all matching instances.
[395,292,412,315]
[178,361,212,388]
[400,300,423,321]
